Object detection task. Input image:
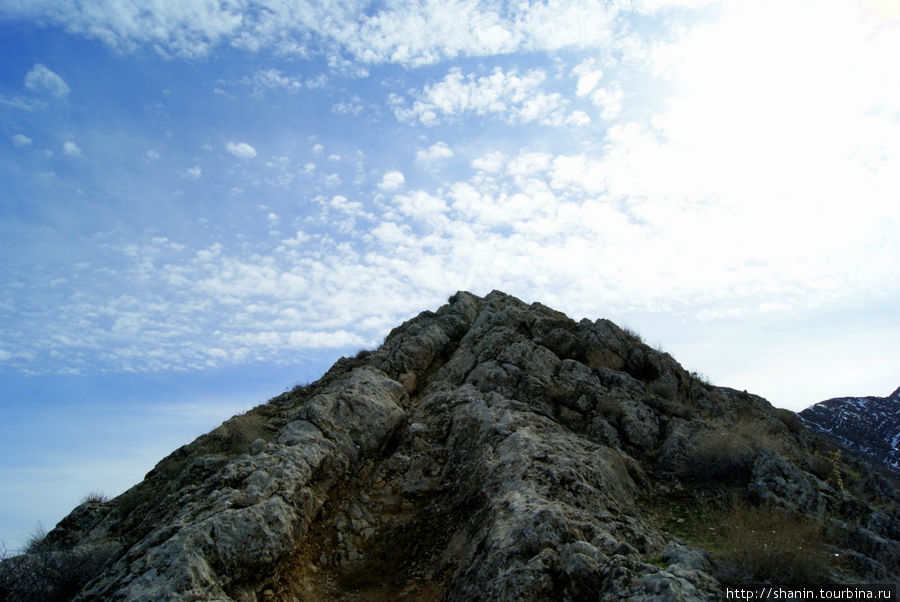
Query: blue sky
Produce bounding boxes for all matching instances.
[1,0,899,550]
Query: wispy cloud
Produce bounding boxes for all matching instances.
[391,67,578,126]
[225,141,257,159]
[24,64,69,97]
[4,0,624,65]
[62,140,82,156]
[180,165,202,179]
[244,68,308,94]
[11,134,33,147]
[416,142,453,163]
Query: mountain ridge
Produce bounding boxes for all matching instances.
[1,290,897,600]
[800,387,900,472]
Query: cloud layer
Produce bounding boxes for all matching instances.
[6,0,625,62]
[1,0,897,408]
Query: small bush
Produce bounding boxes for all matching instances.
[24,523,49,555]
[649,378,677,401]
[774,408,804,434]
[81,491,108,504]
[0,540,119,601]
[621,326,643,344]
[690,430,752,479]
[690,371,712,386]
[354,348,374,361]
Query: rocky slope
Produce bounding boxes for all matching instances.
[800,388,900,472]
[2,290,898,601]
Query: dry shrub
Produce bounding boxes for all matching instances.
[690,430,752,479]
[209,412,269,454]
[806,453,835,482]
[0,540,119,601]
[649,378,677,401]
[621,326,643,344]
[80,490,108,504]
[713,501,832,585]
[774,408,804,434]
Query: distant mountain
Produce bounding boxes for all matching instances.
[800,387,900,472]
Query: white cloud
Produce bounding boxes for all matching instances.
[288,330,367,349]
[588,83,624,120]
[62,141,82,157]
[390,190,449,223]
[3,0,898,416]
[24,64,69,97]
[181,166,202,179]
[11,134,33,147]
[330,195,366,216]
[378,170,406,191]
[572,60,603,96]
[245,68,305,93]
[566,110,591,126]
[4,0,625,65]
[392,67,568,125]
[145,149,160,160]
[416,142,454,163]
[332,96,364,115]
[225,141,257,159]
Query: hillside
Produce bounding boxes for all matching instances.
[1,290,898,600]
[801,388,900,472]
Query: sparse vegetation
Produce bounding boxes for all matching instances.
[209,411,270,454]
[712,500,832,585]
[690,430,753,479]
[81,490,109,504]
[649,494,834,586]
[648,378,677,401]
[354,348,374,361]
[0,524,119,601]
[774,408,804,434]
[621,326,643,344]
[689,371,711,386]
[24,523,48,555]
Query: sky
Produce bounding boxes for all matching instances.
[1,0,899,551]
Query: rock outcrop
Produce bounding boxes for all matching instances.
[2,291,898,600]
[800,388,900,472]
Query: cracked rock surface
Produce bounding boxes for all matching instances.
[2,290,898,601]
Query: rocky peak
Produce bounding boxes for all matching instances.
[2,290,898,601]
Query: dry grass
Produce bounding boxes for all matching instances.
[647,493,834,586]
[773,408,804,434]
[712,500,832,585]
[80,490,109,504]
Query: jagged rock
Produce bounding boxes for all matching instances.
[748,449,824,514]
[2,290,897,600]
